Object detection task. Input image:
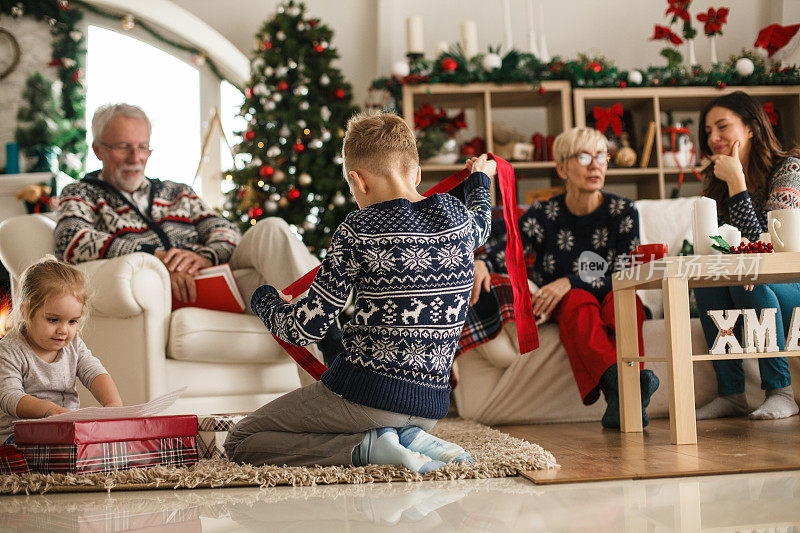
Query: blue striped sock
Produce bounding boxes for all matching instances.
[397,426,473,464]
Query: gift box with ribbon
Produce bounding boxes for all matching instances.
[197,413,247,459]
[13,415,198,475]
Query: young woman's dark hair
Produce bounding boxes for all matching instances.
[699,90,800,220]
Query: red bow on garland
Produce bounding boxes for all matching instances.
[762,102,779,126]
[697,7,729,37]
[754,23,800,57]
[651,25,684,45]
[593,104,623,137]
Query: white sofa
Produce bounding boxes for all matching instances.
[452,197,800,425]
[0,214,302,414]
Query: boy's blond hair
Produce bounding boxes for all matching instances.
[11,255,90,335]
[342,111,419,179]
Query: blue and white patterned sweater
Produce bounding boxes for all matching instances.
[251,173,492,419]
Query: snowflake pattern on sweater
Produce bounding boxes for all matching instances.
[479,192,640,301]
[55,171,240,264]
[251,173,492,419]
[727,157,800,241]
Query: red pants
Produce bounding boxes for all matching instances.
[553,289,646,405]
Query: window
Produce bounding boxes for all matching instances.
[219,80,246,195]
[85,25,201,191]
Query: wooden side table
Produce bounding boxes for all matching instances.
[612,253,800,445]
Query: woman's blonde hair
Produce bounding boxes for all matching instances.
[552,127,609,164]
[10,255,89,335]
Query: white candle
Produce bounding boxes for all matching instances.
[692,197,719,255]
[435,41,449,55]
[503,0,513,51]
[527,0,539,55]
[406,16,424,54]
[461,21,478,58]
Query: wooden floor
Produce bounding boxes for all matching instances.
[499,416,800,484]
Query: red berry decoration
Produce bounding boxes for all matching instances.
[619,81,627,88]
[314,43,324,53]
[259,165,274,177]
[440,58,458,72]
[718,81,726,89]
[334,88,346,99]
[276,81,289,91]
[287,188,300,201]
[244,130,255,141]
[309,19,318,27]
[244,87,253,98]
[293,142,305,152]
[586,61,602,73]
[260,41,273,51]
[538,86,546,95]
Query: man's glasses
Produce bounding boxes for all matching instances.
[570,151,609,166]
[99,142,153,156]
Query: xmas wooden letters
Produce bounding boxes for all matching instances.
[707,307,800,355]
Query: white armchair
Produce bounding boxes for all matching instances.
[0,214,302,414]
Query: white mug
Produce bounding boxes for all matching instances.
[768,208,800,252]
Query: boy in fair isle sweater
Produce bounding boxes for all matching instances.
[224,112,494,473]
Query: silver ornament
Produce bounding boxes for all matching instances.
[320,74,330,86]
[267,146,281,157]
[309,139,323,149]
[299,101,310,111]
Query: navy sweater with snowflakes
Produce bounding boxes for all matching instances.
[251,173,492,419]
[480,192,640,302]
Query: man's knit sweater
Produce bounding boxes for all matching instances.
[55,171,240,264]
[251,173,492,420]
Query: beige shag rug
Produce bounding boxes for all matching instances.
[0,418,557,495]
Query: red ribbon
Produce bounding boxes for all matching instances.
[593,104,623,137]
[762,102,779,126]
[273,155,537,381]
[720,327,734,337]
[754,23,800,57]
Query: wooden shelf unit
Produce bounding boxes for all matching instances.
[574,85,800,199]
[401,81,573,201]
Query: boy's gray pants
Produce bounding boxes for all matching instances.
[223,381,438,467]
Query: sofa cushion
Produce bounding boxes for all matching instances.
[167,307,289,364]
[635,196,698,318]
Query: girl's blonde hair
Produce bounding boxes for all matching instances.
[11,255,89,335]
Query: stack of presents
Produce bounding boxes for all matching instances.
[0,413,245,476]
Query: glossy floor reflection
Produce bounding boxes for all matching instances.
[1,471,799,532]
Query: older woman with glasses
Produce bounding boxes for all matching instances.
[461,127,659,429]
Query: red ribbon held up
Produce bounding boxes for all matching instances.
[593,104,623,137]
[273,155,538,381]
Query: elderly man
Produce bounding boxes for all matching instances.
[55,103,343,366]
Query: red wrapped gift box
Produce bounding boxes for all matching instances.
[0,444,29,475]
[14,415,198,475]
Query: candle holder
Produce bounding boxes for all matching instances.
[406,52,424,65]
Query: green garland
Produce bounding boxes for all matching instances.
[372,49,800,106]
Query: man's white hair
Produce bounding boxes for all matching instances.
[91,103,151,141]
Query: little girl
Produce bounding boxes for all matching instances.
[0,256,122,444]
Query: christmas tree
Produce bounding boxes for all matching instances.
[15,72,86,179]
[224,0,358,257]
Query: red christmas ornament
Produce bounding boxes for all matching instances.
[652,78,660,85]
[619,81,627,88]
[309,19,318,27]
[717,81,727,89]
[276,81,289,91]
[248,207,263,219]
[293,142,305,152]
[314,43,324,53]
[260,41,273,50]
[259,165,274,177]
[334,88,346,99]
[538,86,546,95]
[287,188,300,201]
[244,87,253,98]
[244,130,255,141]
[586,61,602,73]
[440,58,458,72]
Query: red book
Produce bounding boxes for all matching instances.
[171,264,245,313]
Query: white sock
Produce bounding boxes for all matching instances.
[749,387,800,420]
[695,393,748,420]
[353,428,445,474]
[397,426,473,464]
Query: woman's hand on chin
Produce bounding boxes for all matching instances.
[710,140,746,195]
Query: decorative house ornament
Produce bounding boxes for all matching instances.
[707,307,797,355]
